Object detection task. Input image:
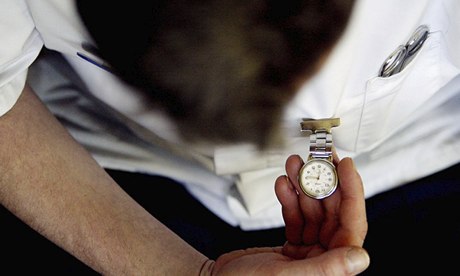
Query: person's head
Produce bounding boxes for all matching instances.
[76,0,355,148]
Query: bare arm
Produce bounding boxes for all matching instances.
[0,85,208,275]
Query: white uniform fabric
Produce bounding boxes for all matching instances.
[2,0,460,230]
[0,1,43,116]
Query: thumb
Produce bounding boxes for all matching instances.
[290,247,370,276]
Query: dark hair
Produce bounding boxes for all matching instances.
[76,0,355,147]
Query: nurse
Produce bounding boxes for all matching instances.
[1,0,369,275]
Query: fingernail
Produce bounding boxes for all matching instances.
[346,247,370,274]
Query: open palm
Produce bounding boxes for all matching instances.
[203,155,369,276]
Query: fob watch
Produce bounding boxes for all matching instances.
[298,118,340,199]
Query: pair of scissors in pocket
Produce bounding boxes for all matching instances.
[379,25,430,78]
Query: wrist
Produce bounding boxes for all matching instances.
[199,259,216,276]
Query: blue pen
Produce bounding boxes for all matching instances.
[77,51,113,73]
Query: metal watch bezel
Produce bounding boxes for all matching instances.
[298,157,338,199]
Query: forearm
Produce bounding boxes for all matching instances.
[0,85,208,275]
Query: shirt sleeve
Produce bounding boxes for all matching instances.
[0,0,43,117]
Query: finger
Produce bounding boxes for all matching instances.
[330,158,368,248]
[332,147,340,166]
[318,186,341,246]
[282,242,324,260]
[285,154,304,194]
[320,151,342,245]
[285,246,370,276]
[285,155,324,245]
[275,175,304,244]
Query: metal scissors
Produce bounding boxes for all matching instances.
[379,25,430,77]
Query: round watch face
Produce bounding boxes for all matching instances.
[298,158,338,199]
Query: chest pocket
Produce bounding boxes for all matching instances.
[335,30,460,153]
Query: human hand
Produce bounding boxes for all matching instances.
[275,154,367,257]
[200,154,369,276]
[201,244,368,275]
[274,154,369,272]
[275,154,368,256]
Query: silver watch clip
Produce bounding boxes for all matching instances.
[300,118,340,160]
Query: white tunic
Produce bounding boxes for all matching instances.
[2,0,459,229]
